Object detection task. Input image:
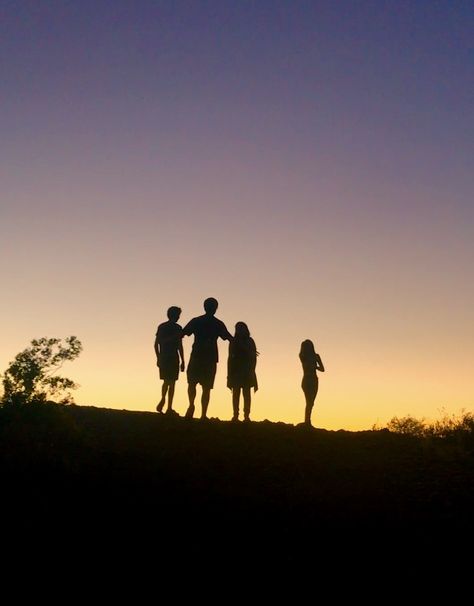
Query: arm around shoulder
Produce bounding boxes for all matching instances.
[182,319,194,336]
[220,320,233,341]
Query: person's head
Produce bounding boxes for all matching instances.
[204,297,218,315]
[235,321,250,338]
[167,306,181,322]
[300,339,316,358]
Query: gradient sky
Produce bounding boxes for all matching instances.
[1,1,473,429]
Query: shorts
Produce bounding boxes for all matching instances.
[187,355,217,389]
[159,354,179,381]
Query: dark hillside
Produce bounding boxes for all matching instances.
[1,403,473,566]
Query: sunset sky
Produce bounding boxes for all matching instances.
[1,1,473,429]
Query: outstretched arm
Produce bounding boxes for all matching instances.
[182,320,193,337]
[316,354,325,372]
[220,322,233,342]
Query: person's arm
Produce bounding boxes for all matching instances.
[219,321,233,342]
[154,335,160,367]
[316,354,325,372]
[251,340,258,392]
[182,319,194,337]
[227,340,233,390]
[250,339,257,368]
[178,337,185,372]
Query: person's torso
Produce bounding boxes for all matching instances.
[302,354,318,376]
[157,322,182,356]
[190,315,225,362]
[230,337,256,367]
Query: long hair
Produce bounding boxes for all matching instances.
[232,322,258,357]
[299,339,316,362]
[235,321,250,339]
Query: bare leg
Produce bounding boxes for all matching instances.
[186,383,196,418]
[157,382,168,412]
[304,383,318,426]
[304,393,315,425]
[232,388,240,421]
[201,387,211,419]
[166,381,175,412]
[243,387,251,421]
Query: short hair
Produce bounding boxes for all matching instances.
[167,306,181,320]
[203,297,218,314]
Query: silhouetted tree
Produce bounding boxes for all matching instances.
[1,336,83,406]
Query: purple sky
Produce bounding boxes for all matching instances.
[1,1,473,427]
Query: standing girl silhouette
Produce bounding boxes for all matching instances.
[299,340,325,426]
[227,322,258,422]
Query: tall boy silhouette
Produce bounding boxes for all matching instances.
[182,297,232,419]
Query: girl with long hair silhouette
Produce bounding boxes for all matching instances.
[299,339,325,426]
[227,322,258,422]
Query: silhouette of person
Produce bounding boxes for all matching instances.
[154,306,185,414]
[182,297,232,419]
[299,339,325,426]
[227,322,258,422]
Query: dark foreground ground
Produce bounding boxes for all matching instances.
[1,403,473,570]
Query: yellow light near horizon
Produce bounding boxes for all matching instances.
[70,340,474,430]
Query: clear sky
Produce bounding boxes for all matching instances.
[1,1,473,428]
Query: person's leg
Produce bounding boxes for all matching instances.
[305,384,318,427]
[167,381,176,412]
[304,391,314,425]
[243,387,251,421]
[201,387,211,419]
[304,383,318,425]
[186,382,197,418]
[232,388,240,421]
[157,382,168,412]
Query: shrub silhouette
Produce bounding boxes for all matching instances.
[1,337,83,406]
[387,410,474,439]
[428,410,474,438]
[387,415,427,437]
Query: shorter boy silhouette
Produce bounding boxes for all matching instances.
[154,306,185,414]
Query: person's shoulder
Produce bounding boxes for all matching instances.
[182,316,199,332]
[172,323,183,335]
[157,320,173,334]
[190,315,204,327]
